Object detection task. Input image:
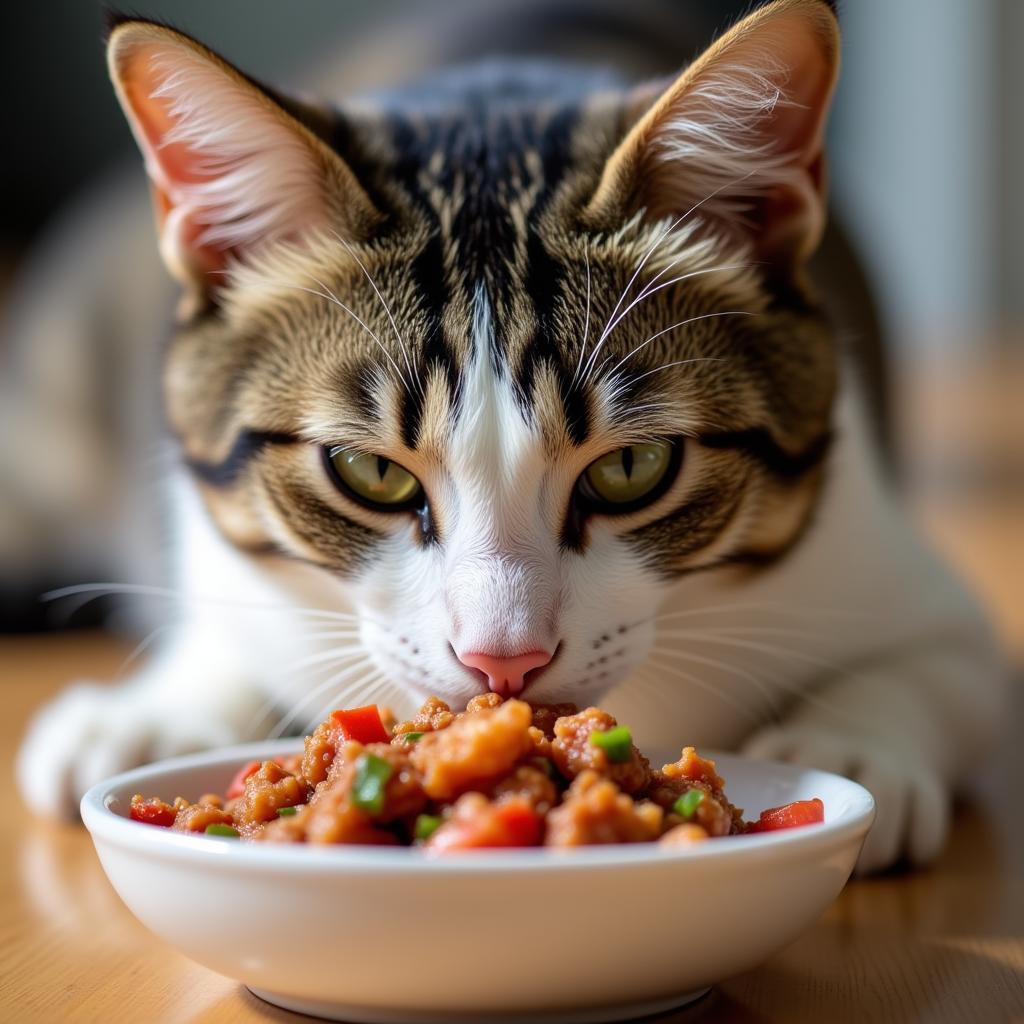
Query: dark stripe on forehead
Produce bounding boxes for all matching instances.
[184,430,297,487]
[518,228,591,445]
[333,363,384,425]
[403,244,460,450]
[361,93,587,445]
[515,105,591,443]
[376,113,455,448]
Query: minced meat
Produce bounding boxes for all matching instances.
[132,695,766,849]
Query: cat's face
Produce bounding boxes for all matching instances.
[110,0,839,711]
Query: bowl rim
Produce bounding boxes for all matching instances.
[81,739,875,875]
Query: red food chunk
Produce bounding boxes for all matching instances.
[330,705,390,745]
[226,760,261,800]
[747,798,825,833]
[129,794,176,828]
[428,796,542,851]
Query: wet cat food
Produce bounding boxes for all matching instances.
[129,696,824,848]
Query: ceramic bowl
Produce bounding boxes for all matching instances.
[82,740,874,1023]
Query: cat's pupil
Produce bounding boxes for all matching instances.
[621,447,635,480]
[377,456,390,482]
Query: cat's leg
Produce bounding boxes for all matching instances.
[742,625,1005,873]
[16,623,267,819]
[726,386,1009,873]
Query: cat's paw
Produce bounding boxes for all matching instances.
[17,682,240,820]
[741,726,950,874]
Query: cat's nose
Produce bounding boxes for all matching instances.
[456,649,553,697]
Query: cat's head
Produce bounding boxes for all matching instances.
[108,0,839,711]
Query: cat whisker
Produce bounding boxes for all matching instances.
[284,280,407,391]
[602,312,751,378]
[581,265,752,386]
[590,170,755,346]
[304,667,402,730]
[600,355,724,406]
[571,244,594,388]
[245,649,366,736]
[590,216,683,372]
[293,629,363,644]
[328,228,421,399]
[301,670,392,736]
[650,602,881,624]
[645,644,866,734]
[646,644,783,722]
[579,167,760,386]
[649,629,882,732]
[630,655,764,725]
[609,402,674,418]
[661,624,840,645]
[112,623,175,681]
[42,583,361,623]
[268,656,376,739]
[279,644,369,679]
[623,355,732,388]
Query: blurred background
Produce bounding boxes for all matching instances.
[0,0,1020,658]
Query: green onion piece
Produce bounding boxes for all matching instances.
[414,814,443,842]
[277,806,300,817]
[352,753,393,814]
[204,823,239,837]
[672,789,705,820]
[588,725,633,763]
[401,732,424,744]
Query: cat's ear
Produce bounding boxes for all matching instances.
[107,20,381,314]
[584,0,839,269]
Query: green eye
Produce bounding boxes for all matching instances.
[581,441,678,509]
[325,446,422,509]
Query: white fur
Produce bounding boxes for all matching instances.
[353,285,665,707]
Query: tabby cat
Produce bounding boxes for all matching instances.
[17,0,1003,872]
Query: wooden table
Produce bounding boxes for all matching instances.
[2,633,1022,1023]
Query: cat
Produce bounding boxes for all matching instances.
[16,0,1004,873]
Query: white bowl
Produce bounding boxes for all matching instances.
[82,740,874,1024]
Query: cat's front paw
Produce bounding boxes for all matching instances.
[741,726,949,874]
[17,682,240,820]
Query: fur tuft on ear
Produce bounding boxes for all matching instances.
[107,21,379,313]
[584,0,840,268]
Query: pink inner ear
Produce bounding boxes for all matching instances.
[111,32,337,289]
[750,18,836,167]
[120,43,241,276]
[735,16,836,261]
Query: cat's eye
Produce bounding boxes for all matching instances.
[324,446,422,510]
[579,441,679,511]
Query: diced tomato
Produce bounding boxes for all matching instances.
[330,705,390,745]
[129,795,177,828]
[225,760,262,800]
[429,799,542,852]
[747,798,825,833]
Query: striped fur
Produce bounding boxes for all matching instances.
[114,3,837,705]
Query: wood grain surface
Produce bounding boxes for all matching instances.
[1,632,1021,1024]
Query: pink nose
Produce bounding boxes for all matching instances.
[457,649,553,697]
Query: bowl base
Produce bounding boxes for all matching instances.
[247,986,711,1023]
